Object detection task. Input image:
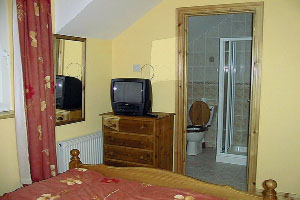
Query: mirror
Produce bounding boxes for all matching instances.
[53,34,86,125]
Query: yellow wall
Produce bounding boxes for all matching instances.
[256,0,300,193]
[55,38,112,141]
[0,119,21,195]
[0,0,21,195]
[61,40,83,80]
[51,0,112,141]
[112,0,300,195]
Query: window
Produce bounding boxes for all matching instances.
[0,48,11,112]
[0,0,12,112]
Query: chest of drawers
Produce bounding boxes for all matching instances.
[102,113,174,171]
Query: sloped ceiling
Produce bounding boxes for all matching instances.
[55,0,162,40]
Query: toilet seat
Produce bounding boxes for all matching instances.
[186,101,211,155]
[186,125,206,132]
[188,101,210,129]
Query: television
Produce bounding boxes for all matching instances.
[56,75,82,110]
[111,78,152,116]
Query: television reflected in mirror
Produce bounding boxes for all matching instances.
[53,34,86,125]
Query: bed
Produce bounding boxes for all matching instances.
[1,149,278,200]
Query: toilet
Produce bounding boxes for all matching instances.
[187,101,215,155]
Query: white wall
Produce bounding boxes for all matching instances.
[56,0,162,39]
[55,0,93,33]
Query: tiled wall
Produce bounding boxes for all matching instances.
[187,13,252,148]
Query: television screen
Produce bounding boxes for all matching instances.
[56,78,63,98]
[113,82,143,103]
[56,75,82,110]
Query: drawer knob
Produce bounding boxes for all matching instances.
[140,156,144,160]
[140,125,145,129]
[140,141,145,145]
[109,152,114,156]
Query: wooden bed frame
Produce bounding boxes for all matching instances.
[69,149,277,200]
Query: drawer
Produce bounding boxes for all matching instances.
[104,145,153,165]
[104,158,152,167]
[119,119,154,134]
[104,132,153,150]
[103,119,154,135]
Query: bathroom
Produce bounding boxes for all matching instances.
[185,13,253,191]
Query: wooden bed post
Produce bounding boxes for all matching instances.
[69,149,82,169]
[262,179,277,200]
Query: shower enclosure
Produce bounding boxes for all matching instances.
[216,37,252,165]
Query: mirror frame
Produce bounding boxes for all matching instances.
[53,34,87,126]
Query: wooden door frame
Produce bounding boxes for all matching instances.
[175,2,264,193]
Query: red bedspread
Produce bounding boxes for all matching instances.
[1,168,224,200]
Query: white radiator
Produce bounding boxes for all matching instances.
[57,131,103,173]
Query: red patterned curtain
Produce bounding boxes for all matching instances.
[16,0,57,182]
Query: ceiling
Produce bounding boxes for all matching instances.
[55,0,162,40]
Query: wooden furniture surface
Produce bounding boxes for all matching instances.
[101,112,174,170]
[56,109,82,125]
[69,149,278,200]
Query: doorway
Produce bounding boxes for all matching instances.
[176,2,264,193]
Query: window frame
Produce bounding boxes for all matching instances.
[0,0,13,117]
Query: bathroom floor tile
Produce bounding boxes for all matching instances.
[185,148,247,191]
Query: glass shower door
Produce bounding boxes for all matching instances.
[216,37,252,165]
